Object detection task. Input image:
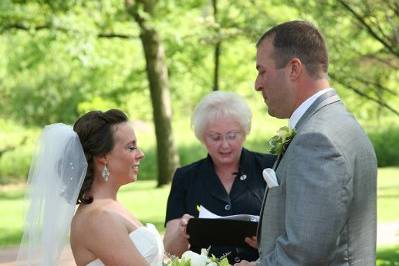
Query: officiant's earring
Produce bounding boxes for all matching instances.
[102,164,110,182]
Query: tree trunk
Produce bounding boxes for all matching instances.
[212,0,220,91]
[125,0,180,186]
[213,41,221,91]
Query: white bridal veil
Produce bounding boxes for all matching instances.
[16,124,87,266]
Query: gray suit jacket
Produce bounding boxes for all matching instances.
[257,91,377,265]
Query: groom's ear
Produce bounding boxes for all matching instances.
[288,57,302,80]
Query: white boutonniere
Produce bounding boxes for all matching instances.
[266,126,296,156]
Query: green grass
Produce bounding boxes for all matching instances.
[0,186,25,247]
[377,245,399,266]
[376,167,399,265]
[119,181,171,231]
[1,168,398,263]
[378,167,399,222]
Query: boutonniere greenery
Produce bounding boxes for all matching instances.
[266,126,296,156]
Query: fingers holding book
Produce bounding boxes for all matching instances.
[244,236,257,249]
[180,213,194,237]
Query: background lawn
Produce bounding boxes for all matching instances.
[0,167,398,264]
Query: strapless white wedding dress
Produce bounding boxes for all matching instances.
[86,224,164,266]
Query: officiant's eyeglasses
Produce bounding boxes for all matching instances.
[206,131,242,143]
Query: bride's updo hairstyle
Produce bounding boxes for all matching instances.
[73,109,128,204]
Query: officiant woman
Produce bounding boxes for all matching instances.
[163,91,276,264]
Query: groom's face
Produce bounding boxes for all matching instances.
[255,38,294,118]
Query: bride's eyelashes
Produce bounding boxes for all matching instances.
[127,145,138,152]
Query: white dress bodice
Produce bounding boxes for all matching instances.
[86,224,164,266]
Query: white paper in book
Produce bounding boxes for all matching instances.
[198,205,259,222]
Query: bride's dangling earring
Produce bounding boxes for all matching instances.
[102,164,110,182]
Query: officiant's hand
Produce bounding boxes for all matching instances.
[244,236,258,249]
[234,260,256,266]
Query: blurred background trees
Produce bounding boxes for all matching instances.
[0,0,398,185]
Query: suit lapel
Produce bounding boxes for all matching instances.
[257,90,340,246]
[257,186,268,244]
[272,154,282,170]
[295,90,340,132]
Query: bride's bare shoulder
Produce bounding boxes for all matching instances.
[72,200,118,230]
[71,199,139,236]
[70,201,139,265]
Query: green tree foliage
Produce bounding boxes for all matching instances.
[288,0,399,120]
[0,0,148,125]
[1,0,398,124]
[0,0,398,183]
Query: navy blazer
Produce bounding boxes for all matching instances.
[165,148,276,264]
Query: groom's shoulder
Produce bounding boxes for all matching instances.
[300,105,373,155]
[306,102,365,135]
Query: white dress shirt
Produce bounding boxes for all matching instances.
[289,88,333,129]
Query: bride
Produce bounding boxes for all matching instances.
[16,109,164,266]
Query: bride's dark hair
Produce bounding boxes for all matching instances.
[73,109,128,204]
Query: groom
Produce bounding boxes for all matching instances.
[236,21,377,265]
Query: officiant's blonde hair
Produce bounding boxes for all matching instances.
[191,91,252,142]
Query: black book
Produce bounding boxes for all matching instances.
[186,217,258,248]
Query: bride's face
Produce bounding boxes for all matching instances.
[106,122,144,184]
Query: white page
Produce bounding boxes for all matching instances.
[198,205,221,218]
[198,205,259,222]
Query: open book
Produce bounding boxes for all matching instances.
[186,206,259,248]
[199,205,259,222]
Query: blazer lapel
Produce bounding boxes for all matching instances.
[202,155,231,204]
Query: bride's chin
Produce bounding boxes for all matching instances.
[130,174,138,182]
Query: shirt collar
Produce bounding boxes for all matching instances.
[289,88,333,129]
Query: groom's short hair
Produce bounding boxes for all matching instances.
[257,20,328,79]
